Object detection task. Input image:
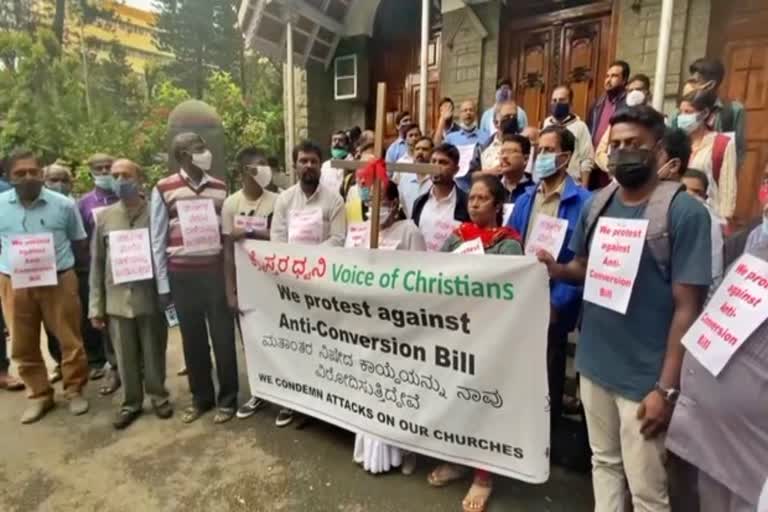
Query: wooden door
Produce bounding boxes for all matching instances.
[500,2,614,128]
[712,0,768,223]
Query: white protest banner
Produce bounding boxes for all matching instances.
[109,228,154,284]
[288,208,323,245]
[456,144,477,178]
[583,217,648,314]
[453,238,485,255]
[525,214,569,258]
[424,219,460,253]
[503,204,514,226]
[235,215,268,236]
[235,241,550,483]
[177,199,221,252]
[9,233,57,289]
[682,253,768,376]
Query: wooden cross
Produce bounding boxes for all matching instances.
[330,82,441,249]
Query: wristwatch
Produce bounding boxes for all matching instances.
[654,382,680,403]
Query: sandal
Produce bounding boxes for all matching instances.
[0,373,24,391]
[98,370,121,396]
[427,463,468,487]
[213,407,236,424]
[89,367,106,381]
[462,477,493,512]
[181,405,210,424]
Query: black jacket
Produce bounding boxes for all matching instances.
[411,186,470,227]
[586,90,627,138]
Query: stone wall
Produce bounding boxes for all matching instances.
[439,1,501,112]
[615,0,711,114]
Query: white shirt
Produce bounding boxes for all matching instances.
[419,187,459,252]
[542,115,595,179]
[320,160,345,195]
[396,173,432,219]
[270,184,346,247]
[221,189,278,235]
[382,219,427,251]
[689,131,738,219]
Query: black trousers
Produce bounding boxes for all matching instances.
[170,269,238,410]
[547,319,570,424]
[47,270,109,368]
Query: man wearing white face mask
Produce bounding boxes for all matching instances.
[150,132,239,425]
[221,147,277,420]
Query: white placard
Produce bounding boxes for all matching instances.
[235,241,550,483]
[288,208,323,246]
[235,215,268,236]
[503,204,514,226]
[177,199,221,252]
[682,253,768,376]
[344,222,400,251]
[456,144,477,178]
[109,228,154,284]
[525,214,569,258]
[583,217,649,314]
[9,233,57,289]
[424,219,461,253]
[452,238,485,255]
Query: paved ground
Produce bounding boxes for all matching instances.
[0,330,593,512]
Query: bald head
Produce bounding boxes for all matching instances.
[111,159,142,181]
[88,153,115,174]
[458,100,478,128]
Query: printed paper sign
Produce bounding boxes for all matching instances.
[453,238,485,255]
[583,217,649,315]
[525,214,569,258]
[456,144,477,178]
[235,215,268,236]
[177,199,221,252]
[9,233,57,289]
[503,204,514,226]
[109,228,154,284]
[235,241,551,483]
[345,222,400,250]
[288,208,323,245]
[682,253,768,376]
[423,219,461,253]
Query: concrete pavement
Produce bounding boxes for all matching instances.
[0,329,593,512]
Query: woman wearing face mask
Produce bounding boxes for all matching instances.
[429,175,522,512]
[678,89,737,222]
[351,181,425,475]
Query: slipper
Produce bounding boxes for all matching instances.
[0,374,24,391]
[427,463,468,487]
[98,370,121,396]
[213,407,236,424]
[462,478,493,512]
[89,368,106,381]
[181,405,210,424]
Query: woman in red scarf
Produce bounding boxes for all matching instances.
[441,174,523,255]
[430,174,522,512]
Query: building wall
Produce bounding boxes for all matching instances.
[439,1,501,113]
[615,0,711,114]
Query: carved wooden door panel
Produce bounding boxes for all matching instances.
[507,27,555,129]
[560,15,610,121]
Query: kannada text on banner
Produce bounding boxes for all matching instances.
[235,241,551,483]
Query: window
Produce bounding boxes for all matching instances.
[334,54,357,100]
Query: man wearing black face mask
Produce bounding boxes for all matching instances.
[537,106,712,511]
[465,100,519,190]
[543,85,595,185]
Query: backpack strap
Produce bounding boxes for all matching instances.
[711,133,730,186]
[645,181,684,282]
[585,180,620,248]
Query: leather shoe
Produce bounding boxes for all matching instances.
[21,398,55,424]
[68,394,89,416]
[113,409,141,430]
[152,401,173,419]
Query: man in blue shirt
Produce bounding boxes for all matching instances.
[479,79,529,136]
[444,99,487,148]
[0,148,91,424]
[385,111,413,163]
[0,158,23,392]
[509,126,591,426]
[538,106,711,511]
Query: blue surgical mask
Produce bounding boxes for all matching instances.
[534,153,560,181]
[677,112,702,134]
[93,174,114,191]
[113,179,140,200]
